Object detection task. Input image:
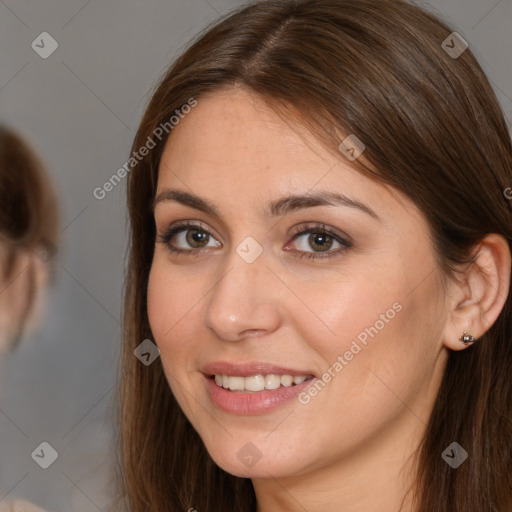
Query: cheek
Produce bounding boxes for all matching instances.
[147,260,203,366]
[284,287,435,459]
[147,260,209,423]
[292,263,440,397]
[288,271,398,360]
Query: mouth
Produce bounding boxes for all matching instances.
[202,362,316,415]
[201,362,317,414]
[210,373,314,392]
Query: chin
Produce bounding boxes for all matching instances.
[204,439,309,480]
[212,456,292,479]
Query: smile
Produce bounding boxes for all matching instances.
[213,373,311,392]
[204,373,316,414]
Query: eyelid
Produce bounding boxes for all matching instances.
[284,223,352,260]
[159,221,350,244]
[160,219,222,242]
[287,222,353,245]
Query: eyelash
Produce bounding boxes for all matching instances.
[157,221,352,261]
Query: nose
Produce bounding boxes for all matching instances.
[203,245,282,342]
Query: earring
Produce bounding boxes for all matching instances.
[460,331,476,345]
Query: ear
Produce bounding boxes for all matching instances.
[442,234,511,351]
[20,252,51,339]
[33,250,51,288]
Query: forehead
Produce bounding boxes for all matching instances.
[156,87,418,224]
[160,88,324,173]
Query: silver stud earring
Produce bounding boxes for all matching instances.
[460,331,476,345]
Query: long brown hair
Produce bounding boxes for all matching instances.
[117,1,512,510]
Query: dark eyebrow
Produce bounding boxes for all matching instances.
[265,191,379,220]
[153,188,380,221]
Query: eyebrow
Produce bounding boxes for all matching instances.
[152,188,380,221]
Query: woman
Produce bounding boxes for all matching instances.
[0,126,58,510]
[117,0,512,510]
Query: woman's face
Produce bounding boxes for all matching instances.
[148,87,450,479]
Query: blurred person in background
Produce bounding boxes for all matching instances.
[0,125,58,512]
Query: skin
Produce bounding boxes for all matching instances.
[147,87,510,512]
[0,248,47,355]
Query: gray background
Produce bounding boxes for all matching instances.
[0,0,510,511]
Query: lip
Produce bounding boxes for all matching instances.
[202,361,315,378]
[203,374,315,414]
[202,361,316,415]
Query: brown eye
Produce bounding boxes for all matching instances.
[158,223,221,254]
[285,222,352,261]
[306,232,334,252]
[185,228,210,248]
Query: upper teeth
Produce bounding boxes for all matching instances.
[214,374,308,392]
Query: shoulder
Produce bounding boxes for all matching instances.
[0,500,47,512]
